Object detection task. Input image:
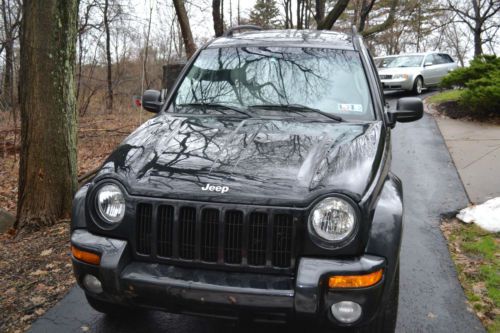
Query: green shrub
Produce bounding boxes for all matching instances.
[441,55,500,88]
[459,69,500,115]
[440,55,500,116]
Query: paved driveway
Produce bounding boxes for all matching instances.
[29,91,484,333]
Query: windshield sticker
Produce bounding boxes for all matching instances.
[338,104,363,113]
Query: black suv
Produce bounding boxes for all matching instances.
[71,27,423,332]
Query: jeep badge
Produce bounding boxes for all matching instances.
[201,183,229,194]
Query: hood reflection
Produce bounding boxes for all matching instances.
[97,114,384,206]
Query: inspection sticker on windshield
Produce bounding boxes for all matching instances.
[338,103,363,113]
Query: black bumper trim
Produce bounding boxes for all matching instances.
[295,256,385,314]
[72,229,387,323]
[121,262,295,309]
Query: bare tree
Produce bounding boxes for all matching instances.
[103,0,113,111]
[1,0,21,107]
[358,0,399,37]
[314,0,325,25]
[282,0,293,28]
[316,0,350,30]
[173,0,196,59]
[213,0,224,36]
[447,0,500,56]
[17,0,78,234]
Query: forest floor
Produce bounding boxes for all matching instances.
[0,107,150,333]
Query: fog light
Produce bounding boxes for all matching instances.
[331,301,362,324]
[83,274,103,294]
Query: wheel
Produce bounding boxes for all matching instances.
[359,264,399,333]
[85,293,134,316]
[412,76,423,95]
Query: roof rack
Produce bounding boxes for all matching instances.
[351,25,361,51]
[223,25,263,37]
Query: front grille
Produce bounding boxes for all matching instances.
[134,203,298,272]
[379,74,392,80]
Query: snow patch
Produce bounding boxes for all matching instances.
[456,197,500,233]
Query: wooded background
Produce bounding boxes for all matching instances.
[0,0,498,234]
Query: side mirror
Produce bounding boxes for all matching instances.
[387,97,423,127]
[142,89,162,113]
[424,62,433,67]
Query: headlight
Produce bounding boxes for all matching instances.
[309,197,357,244]
[393,73,409,80]
[95,184,125,224]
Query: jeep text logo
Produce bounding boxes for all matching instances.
[201,183,229,194]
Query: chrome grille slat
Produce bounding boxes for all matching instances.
[136,203,152,255]
[179,207,196,259]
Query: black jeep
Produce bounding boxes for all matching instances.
[71,27,423,332]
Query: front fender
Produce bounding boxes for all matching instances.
[71,184,90,231]
[365,173,403,303]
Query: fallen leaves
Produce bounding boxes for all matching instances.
[0,223,75,333]
[0,110,144,333]
[40,249,53,257]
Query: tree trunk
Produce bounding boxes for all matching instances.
[314,0,325,24]
[237,0,240,25]
[17,0,78,234]
[103,0,113,111]
[173,0,197,59]
[1,0,14,106]
[358,0,375,33]
[297,0,302,29]
[473,27,482,56]
[213,0,224,37]
[317,0,350,30]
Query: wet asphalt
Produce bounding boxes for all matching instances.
[29,91,484,333]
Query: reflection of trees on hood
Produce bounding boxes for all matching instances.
[106,116,373,186]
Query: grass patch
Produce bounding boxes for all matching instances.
[427,89,464,104]
[441,219,499,332]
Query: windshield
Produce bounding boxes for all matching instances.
[375,57,396,68]
[173,47,375,121]
[379,55,424,68]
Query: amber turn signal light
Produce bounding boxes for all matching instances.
[328,269,383,289]
[71,245,101,265]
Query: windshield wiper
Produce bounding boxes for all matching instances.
[176,102,255,118]
[249,103,344,122]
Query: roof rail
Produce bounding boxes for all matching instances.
[351,25,358,37]
[223,25,263,37]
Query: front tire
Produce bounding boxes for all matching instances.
[412,76,423,95]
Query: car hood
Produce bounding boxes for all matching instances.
[377,67,421,75]
[97,114,385,207]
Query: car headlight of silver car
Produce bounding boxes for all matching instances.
[308,197,358,246]
[95,183,125,224]
[392,73,409,80]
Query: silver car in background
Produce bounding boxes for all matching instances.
[375,52,457,94]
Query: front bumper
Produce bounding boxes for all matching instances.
[380,77,414,90]
[71,229,387,326]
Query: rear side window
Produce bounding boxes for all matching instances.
[438,54,454,63]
